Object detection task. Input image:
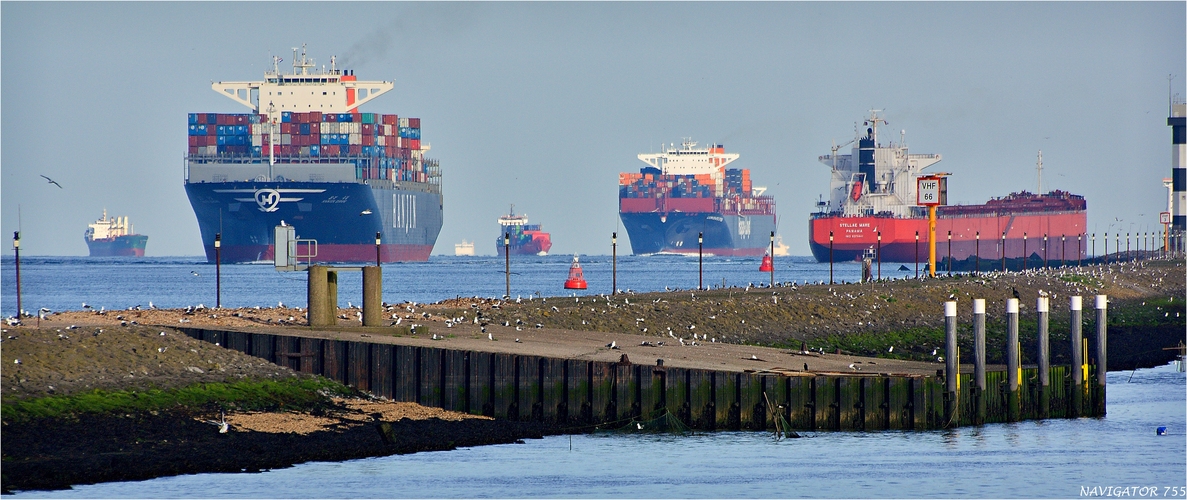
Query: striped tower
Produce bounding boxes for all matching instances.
[1171,100,1186,232]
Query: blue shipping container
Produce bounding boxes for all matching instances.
[281,111,293,123]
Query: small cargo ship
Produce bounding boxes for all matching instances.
[85,210,148,257]
[496,206,552,256]
[810,111,1087,262]
[619,140,776,256]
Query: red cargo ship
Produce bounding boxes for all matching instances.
[810,111,1087,263]
[496,206,552,256]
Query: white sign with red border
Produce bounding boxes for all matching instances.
[1160,212,1171,224]
[917,177,945,206]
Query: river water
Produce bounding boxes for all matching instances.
[6,364,1184,498]
[1,255,873,318]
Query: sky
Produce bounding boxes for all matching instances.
[2,2,1184,257]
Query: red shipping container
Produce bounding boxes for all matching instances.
[310,111,322,122]
[362,135,374,146]
[216,114,227,125]
[325,145,339,156]
[361,124,374,135]
[409,139,420,150]
[325,113,337,123]
[188,136,198,147]
[349,145,362,155]
[310,122,320,133]
[371,166,379,179]
[409,118,420,128]
[189,146,198,155]
[383,114,397,125]
[279,123,290,134]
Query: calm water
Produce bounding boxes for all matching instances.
[6,364,1184,498]
[0,255,874,318]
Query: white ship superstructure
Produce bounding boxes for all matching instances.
[816,110,942,218]
[86,209,133,241]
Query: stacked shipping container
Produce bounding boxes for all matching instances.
[619,168,774,215]
[187,112,432,183]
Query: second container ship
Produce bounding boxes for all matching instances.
[184,46,442,264]
[496,206,552,256]
[619,140,776,256]
[810,111,1087,262]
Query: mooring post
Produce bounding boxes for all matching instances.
[12,231,21,320]
[944,301,958,426]
[973,298,986,423]
[308,265,330,327]
[362,266,382,326]
[1094,294,1107,416]
[1037,296,1050,419]
[1006,297,1020,422]
[1070,296,1084,417]
[326,270,339,325]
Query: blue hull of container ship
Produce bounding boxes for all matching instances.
[619,212,776,256]
[185,181,441,263]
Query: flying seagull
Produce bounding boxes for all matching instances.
[40,175,62,189]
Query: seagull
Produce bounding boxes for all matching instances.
[932,348,938,356]
[488,332,495,341]
[191,271,200,276]
[81,302,91,309]
[515,338,522,343]
[40,175,63,188]
[849,363,858,370]
[607,341,618,349]
[360,209,373,216]
[888,346,894,353]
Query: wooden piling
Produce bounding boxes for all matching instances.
[326,270,338,321]
[1069,296,1084,417]
[1006,298,1020,422]
[973,298,987,423]
[944,301,958,427]
[307,266,331,327]
[362,266,382,326]
[1037,296,1050,418]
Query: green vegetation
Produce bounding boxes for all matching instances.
[2,377,354,423]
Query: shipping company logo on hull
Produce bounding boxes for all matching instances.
[213,188,327,212]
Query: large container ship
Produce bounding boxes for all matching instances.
[619,140,776,256]
[184,46,442,264]
[495,206,552,256]
[809,111,1086,262]
[85,210,148,257]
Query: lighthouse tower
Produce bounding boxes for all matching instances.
[1170,98,1186,236]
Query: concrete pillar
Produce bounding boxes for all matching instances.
[326,270,338,326]
[1037,296,1050,418]
[1095,294,1108,416]
[308,265,331,327]
[944,301,958,426]
[1070,296,1084,417]
[1006,298,1020,422]
[363,266,383,326]
[973,298,987,423]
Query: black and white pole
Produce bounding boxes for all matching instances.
[770,231,776,287]
[698,232,704,291]
[12,231,20,320]
[915,230,920,278]
[876,231,882,281]
[946,230,952,276]
[1037,295,1050,418]
[829,231,834,285]
[1022,233,1028,271]
[973,298,987,423]
[1006,297,1020,421]
[1095,294,1108,416]
[1070,296,1085,417]
[214,233,221,309]
[975,231,980,275]
[1170,102,1185,236]
[1001,232,1007,272]
[375,232,382,267]
[612,232,617,295]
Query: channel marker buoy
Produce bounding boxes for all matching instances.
[759,253,773,272]
[564,255,588,289]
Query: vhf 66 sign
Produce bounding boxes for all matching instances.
[917,176,947,206]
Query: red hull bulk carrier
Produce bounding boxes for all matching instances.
[809,111,1087,263]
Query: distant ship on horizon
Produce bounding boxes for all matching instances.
[496,205,552,256]
[85,210,148,257]
[454,240,475,256]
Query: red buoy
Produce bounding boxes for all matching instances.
[564,255,588,289]
[759,254,774,272]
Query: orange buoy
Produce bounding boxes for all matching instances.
[759,254,774,272]
[564,255,588,289]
